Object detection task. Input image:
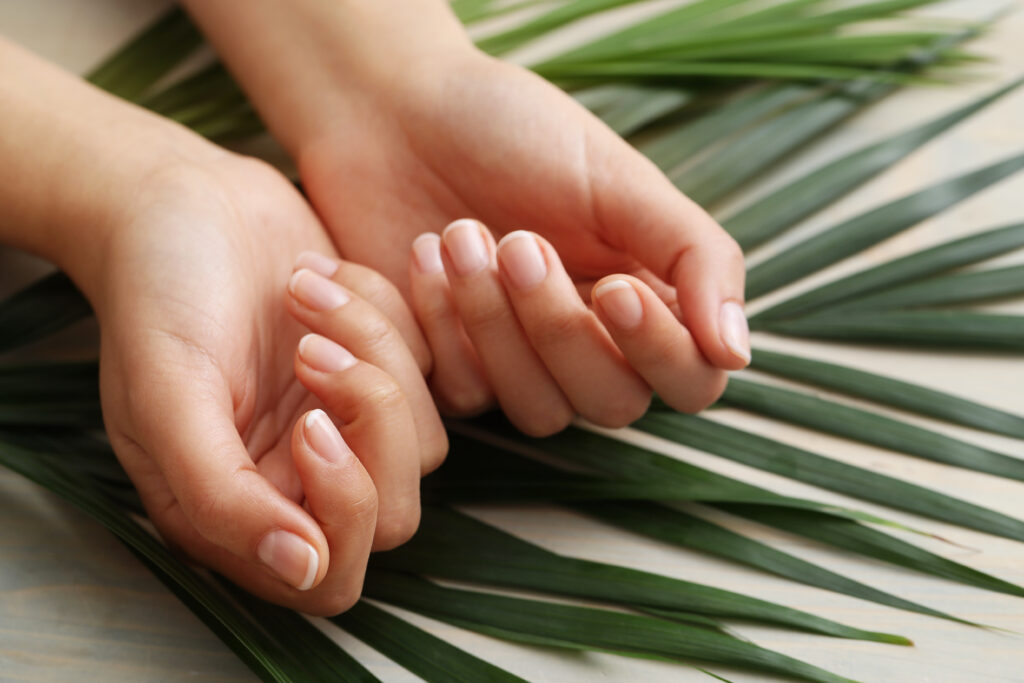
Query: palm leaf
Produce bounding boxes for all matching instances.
[752,221,1024,322]
[372,506,921,639]
[745,152,1024,300]
[635,413,1024,542]
[363,570,858,683]
[0,272,90,354]
[719,377,1024,481]
[725,78,1023,251]
[335,601,528,683]
[828,264,1024,311]
[760,309,1024,350]
[749,348,1024,439]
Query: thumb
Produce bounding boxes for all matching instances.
[591,138,750,369]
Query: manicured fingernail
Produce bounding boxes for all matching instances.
[299,333,357,373]
[412,233,444,274]
[304,409,351,464]
[442,219,489,276]
[294,251,338,278]
[497,231,547,291]
[595,280,643,330]
[257,530,319,591]
[289,268,350,311]
[720,301,751,364]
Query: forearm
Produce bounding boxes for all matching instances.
[180,0,474,155]
[0,37,222,289]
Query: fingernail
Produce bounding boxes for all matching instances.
[497,231,547,291]
[294,251,338,278]
[412,233,443,274]
[299,333,357,373]
[304,409,351,464]
[257,530,319,591]
[720,301,751,364]
[442,219,489,277]
[594,280,643,330]
[289,268,350,311]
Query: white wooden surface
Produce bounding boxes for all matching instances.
[2,1,1024,681]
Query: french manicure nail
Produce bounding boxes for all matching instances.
[299,333,357,373]
[720,301,751,364]
[304,409,351,464]
[294,251,339,278]
[289,268,350,311]
[257,529,319,591]
[595,280,643,330]
[412,233,444,274]
[442,219,490,277]
[497,231,547,291]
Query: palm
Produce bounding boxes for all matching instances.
[99,158,335,515]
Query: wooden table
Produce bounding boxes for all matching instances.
[2,1,1024,680]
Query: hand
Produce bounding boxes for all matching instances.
[181,0,748,430]
[0,36,444,613]
[408,222,728,434]
[299,53,745,430]
[94,155,446,614]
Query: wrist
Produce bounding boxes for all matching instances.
[182,0,477,155]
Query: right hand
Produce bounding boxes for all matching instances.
[91,152,445,615]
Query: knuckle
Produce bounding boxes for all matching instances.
[582,392,651,429]
[353,315,397,357]
[348,487,380,528]
[460,298,513,335]
[672,372,728,414]
[421,430,449,475]
[362,375,406,414]
[434,378,493,417]
[527,310,587,350]
[373,507,421,551]
[514,403,574,438]
[313,583,364,617]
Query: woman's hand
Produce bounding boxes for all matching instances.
[182,1,750,430]
[0,35,444,611]
[93,155,446,614]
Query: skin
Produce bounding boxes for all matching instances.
[0,38,443,614]
[182,0,751,435]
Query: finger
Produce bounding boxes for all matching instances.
[496,231,650,427]
[294,333,420,551]
[409,233,494,416]
[592,143,750,369]
[294,251,432,376]
[440,219,574,437]
[124,347,328,594]
[592,275,728,413]
[288,409,377,614]
[287,265,448,474]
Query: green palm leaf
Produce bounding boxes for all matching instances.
[725,78,1023,251]
[745,152,1024,300]
[635,413,1024,542]
[373,506,920,639]
[719,377,1024,481]
[363,570,858,683]
[335,601,528,683]
[749,348,1024,439]
[752,221,1024,322]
